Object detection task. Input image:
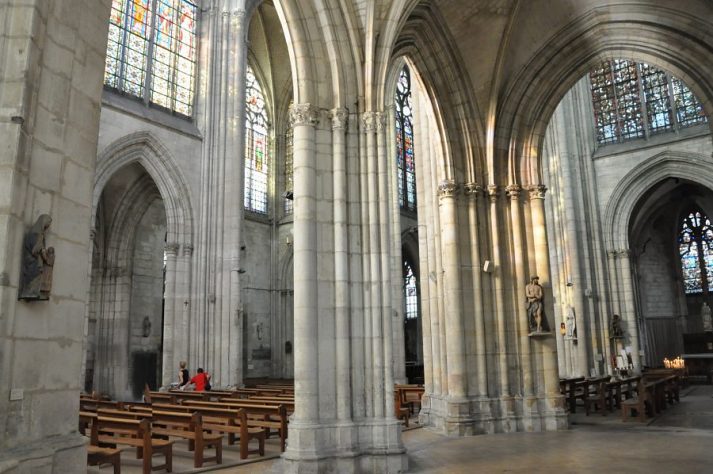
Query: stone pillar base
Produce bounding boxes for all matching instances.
[0,433,86,474]
[422,394,568,436]
[280,419,407,473]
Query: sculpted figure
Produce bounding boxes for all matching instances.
[526,275,550,333]
[702,302,712,333]
[611,314,624,338]
[19,214,54,300]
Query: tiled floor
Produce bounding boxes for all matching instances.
[91,385,713,473]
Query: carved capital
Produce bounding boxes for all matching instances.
[164,243,180,257]
[438,180,458,198]
[375,112,387,132]
[183,244,194,257]
[464,182,483,199]
[331,108,349,130]
[89,228,96,241]
[487,184,500,203]
[505,184,522,201]
[607,250,619,260]
[361,111,377,132]
[289,103,320,127]
[528,184,548,200]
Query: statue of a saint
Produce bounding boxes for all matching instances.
[611,314,624,338]
[19,214,54,301]
[142,316,152,337]
[526,275,550,333]
[702,302,713,333]
[566,305,576,339]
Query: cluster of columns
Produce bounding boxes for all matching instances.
[416,172,567,435]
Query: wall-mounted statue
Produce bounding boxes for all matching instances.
[142,316,152,337]
[526,275,550,333]
[611,314,624,338]
[18,214,54,301]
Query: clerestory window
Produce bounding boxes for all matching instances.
[104,0,198,117]
[589,60,707,145]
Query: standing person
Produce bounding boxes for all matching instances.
[190,368,211,392]
[178,361,190,388]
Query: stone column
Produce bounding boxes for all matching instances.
[289,103,320,426]
[488,185,511,399]
[464,183,488,398]
[618,250,642,370]
[528,185,565,422]
[332,108,351,420]
[196,0,255,385]
[506,185,534,399]
[438,180,467,399]
[161,242,179,385]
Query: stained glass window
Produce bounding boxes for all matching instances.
[104,0,197,117]
[590,60,707,145]
[678,211,713,294]
[396,66,417,212]
[404,260,418,320]
[245,65,269,215]
[284,123,294,215]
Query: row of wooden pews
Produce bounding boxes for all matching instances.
[79,381,295,473]
[394,384,424,427]
[559,370,681,421]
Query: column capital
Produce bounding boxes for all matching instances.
[607,250,619,260]
[528,184,548,200]
[375,111,387,132]
[165,243,180,257]
[505,184,522,201]
[616,249,631,258]
[290,103,320,127]
[361,111,383,132]
[487,184,500,203]
[89,228,96,241]
[463,182,483,199]
[183,244,194,257]
[331,108,349,130]
[438,180,458,198]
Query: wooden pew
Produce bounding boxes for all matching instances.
[182,399,288,452]
[150,403,265,459]
[150,411,223,468]
[396,385,424,415]
[584,378,611,416]
[95,416,173,474]
[79,411,122,474]
[559,377,584,412]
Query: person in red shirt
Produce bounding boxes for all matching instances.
[189,368,211,391]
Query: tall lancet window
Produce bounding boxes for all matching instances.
[404,260,419,320]
[395,66,417,212]
[678,210,713,294]
[105,0,198,116]
[245,65,269,215]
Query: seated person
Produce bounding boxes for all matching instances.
[189,368,211,392]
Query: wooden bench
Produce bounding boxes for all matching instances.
[80,412,122,474]
[183,399,288,451]
[396,386,424,415]
[559,377,585,413]
[584,378,611,416]
[150,410,222,468]
[95,416,173,474]
[150,403,265,459]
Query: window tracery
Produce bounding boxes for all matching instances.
[678,210,713,294]
[245,65,269,215]
[404,260,418,320]
[396,66,417,212]
[589,60,707,145]
[105,0,197,117]
[284,122,294,215]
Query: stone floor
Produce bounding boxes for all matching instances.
[91,385,713,473]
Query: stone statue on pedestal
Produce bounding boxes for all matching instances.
[526,275,550,333]
[611,314,624,338]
